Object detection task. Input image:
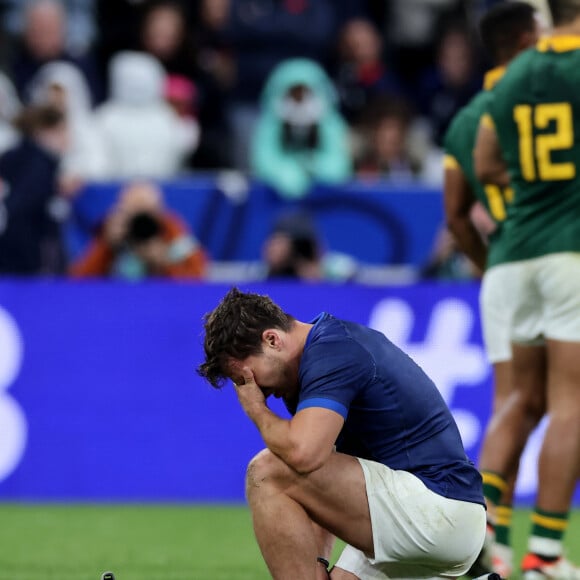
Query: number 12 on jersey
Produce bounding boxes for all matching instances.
[513,102,576,181]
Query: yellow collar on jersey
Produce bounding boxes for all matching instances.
[537,35,580,52]
[483,66,506,91]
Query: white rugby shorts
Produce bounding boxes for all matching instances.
[484,252,580,345]
[480,267,513,363]
[334,458,486,579]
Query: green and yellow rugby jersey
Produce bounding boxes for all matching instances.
[443,67,513,268]
[486,36,580,264]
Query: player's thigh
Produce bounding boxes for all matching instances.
[480,268,513,364]
[246,449,373,554]
[538,252,580,342]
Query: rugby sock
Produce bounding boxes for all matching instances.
[481,471,508,508]
[494,503,513,548]
[528,507,569,559]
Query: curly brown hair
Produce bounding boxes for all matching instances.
[197,287,295,388]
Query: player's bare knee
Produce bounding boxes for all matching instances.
[507,389,544,423]
[515,389,545,427]
[245,448,290,499]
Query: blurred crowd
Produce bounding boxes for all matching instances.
[0,0,524,280]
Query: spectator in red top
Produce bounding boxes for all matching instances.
[70,181,208,280]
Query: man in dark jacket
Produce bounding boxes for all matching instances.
[0,104,67,275]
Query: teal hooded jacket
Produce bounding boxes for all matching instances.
[251,59,352,199]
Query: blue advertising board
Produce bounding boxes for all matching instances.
[0,281,568,504]
[66,179,444,268]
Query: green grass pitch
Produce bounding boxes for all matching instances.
[0,504,578,580]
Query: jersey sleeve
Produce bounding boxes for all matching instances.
[443,154,460,170]
[297,339,375,418]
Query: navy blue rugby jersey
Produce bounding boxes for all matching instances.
[294,313,484,506]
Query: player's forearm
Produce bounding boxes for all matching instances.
[249,406,323,474]
[248,405,299,466]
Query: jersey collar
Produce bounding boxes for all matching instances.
[305,312,326,348]
[537,35,580,52]
[483,66,506,91]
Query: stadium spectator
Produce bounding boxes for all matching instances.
[185,0,236,168]
[1,0,97,57]
[138,0,196,80]
[251,58,352,200]
[474,0,580,575]
[355,95,443,186]
[416,21,483,146]
[94,51,198,179]
[194,0,233,88]
[8,0,102,105]
[197,287,486,579]
[70,181,207,280]
[382,0,463,86]
[333,18,404,124]
[262,212,323,281]
[94,0,191,73]
[222,0,339,169]
[28,60,108,193]
[0,73,22,156]
[261,211,357,282]
[0,104,68,275]
[138,0,226,171]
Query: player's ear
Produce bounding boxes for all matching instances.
[262,329,280,349]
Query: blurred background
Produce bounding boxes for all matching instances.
[0,1,576,579]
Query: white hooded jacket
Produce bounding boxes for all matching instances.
[95,51,197,179]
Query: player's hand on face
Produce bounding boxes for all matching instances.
[233,366,266,417]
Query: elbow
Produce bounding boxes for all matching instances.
[285,445,328,475]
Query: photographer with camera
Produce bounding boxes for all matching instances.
[69,181,207,280]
